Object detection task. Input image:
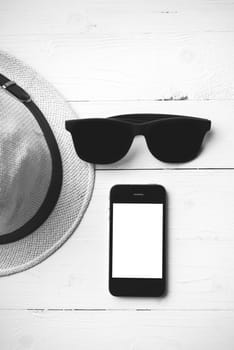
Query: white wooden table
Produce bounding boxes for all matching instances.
[1,1,234,348]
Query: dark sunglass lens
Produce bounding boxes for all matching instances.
[146,118,210,163]
[66,119,133,164]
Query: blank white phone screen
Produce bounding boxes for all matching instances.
[112,203,163,279]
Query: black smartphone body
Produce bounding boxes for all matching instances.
[109,184,166,297]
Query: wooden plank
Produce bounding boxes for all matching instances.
[1,310,234,350]
[69,100,234,169]
[1,32,234,101]
[1,0,234,34]
[1,170,234,310]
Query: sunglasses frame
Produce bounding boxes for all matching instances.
[108,113,211,135]
[66,114,211,164]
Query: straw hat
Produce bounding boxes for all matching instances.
[0,51,95,276]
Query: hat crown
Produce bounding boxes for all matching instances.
[0,90,52,236]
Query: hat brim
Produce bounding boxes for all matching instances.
[0,51,95,276]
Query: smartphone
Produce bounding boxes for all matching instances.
[109,184,166,297]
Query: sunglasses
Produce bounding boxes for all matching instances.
[66,114,211,164]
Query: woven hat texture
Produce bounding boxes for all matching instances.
[0,51,95,276]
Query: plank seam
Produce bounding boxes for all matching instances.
[1,308,234,312]
[96,168,234,171]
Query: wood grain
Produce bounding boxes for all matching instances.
[1,310,234,350]
[1,32,234,101]
[1,0,234,34]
